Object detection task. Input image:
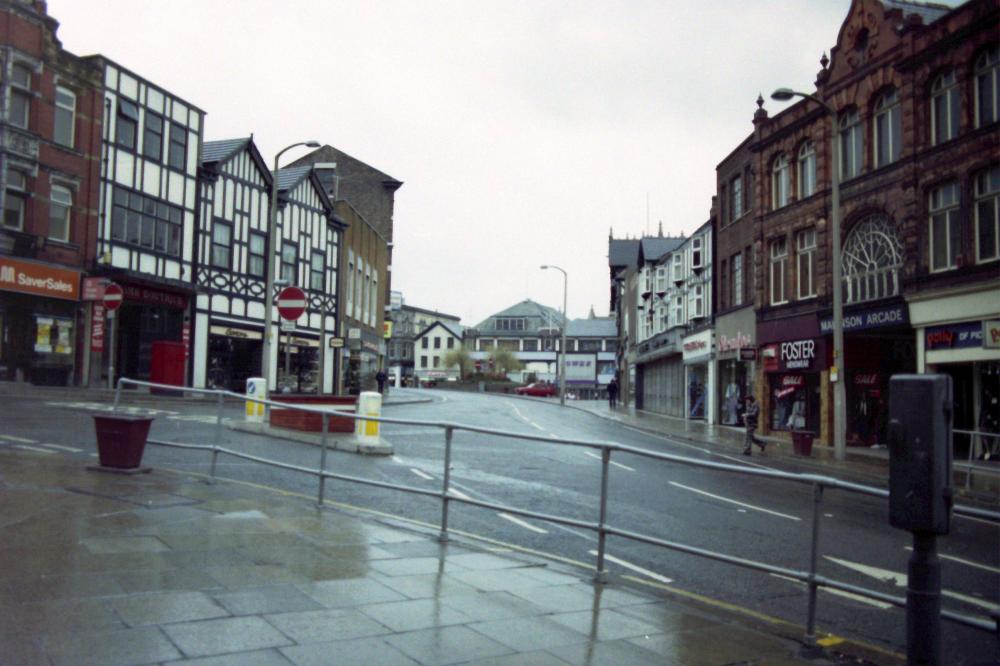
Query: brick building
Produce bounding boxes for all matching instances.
[1,0,102,385]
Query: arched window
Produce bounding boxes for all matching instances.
[839,108,863,179]
[975,45,999,128]
[874,88,901,167]
[841,213,903,304]
[797,141,816,199]
[771,154,790,210]
[931,70,960,145]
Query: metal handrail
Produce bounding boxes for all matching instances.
[953,427,999,491]
[112,377,1000,641]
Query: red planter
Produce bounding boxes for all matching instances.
[93,415,154,468]
[269,395,357,433]
[791,430,815,457]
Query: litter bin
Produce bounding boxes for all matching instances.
[792,430,816,457]
[93,414,154,469]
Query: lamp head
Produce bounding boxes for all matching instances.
[770,88,796,102]
[540,265,549,270]
[305,140,321,148]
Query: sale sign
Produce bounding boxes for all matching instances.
[91,304,105,353]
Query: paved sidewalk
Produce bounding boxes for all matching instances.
[0,449,887,666]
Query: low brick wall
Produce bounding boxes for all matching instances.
[269,395,357,433]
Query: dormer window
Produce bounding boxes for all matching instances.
[691,237,704,269]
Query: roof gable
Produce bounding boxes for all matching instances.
[201,137,273,187]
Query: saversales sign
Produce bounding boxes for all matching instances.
[0,256,80,300]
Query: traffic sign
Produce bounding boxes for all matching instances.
[277,286,306,321]
[103,282,124,311]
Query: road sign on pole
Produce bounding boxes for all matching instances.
[277,286,306,321]
[103,282,123,311]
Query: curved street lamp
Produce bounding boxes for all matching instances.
[771,88,845,463]
[541,264,568,406]
[262,140,321,391]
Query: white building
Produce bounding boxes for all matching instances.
[414,320,464,383]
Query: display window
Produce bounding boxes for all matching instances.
[847,371,887,446]
[34,316,74,356]
[718,360,748,426]
[769,373,819,432]
[687,365,707,419]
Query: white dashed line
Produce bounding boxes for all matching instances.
[410,468,434,481]
[668,481,801,521]
[903,547,1000,574]
[2,435,38,443]
[42,444,83,453]
[508,403,545,432]
[770,573,892,609]
[588,550,673,584]
[14,444,56,454]
[582,450,635,472]
[497,512,549,534]
[448,488,472,501]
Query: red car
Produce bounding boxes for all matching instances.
[515,382,558,397]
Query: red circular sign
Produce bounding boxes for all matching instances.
[277,286,307,321]
[103,282,124,311]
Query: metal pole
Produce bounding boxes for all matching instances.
[595,446,611,583]
[209,390,223,482]
[318,413,329,506]
[560,270,567,407]
[805,483,824,647]
[262,153,280,392]
[107,310,116,390]
[439,426,454,542]
[907,532,942,665]
[113,375,122,412]
[829,107,846,462]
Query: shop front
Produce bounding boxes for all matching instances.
[714,308,756,427]
[911,284,1000,461]
[341,328,382,394]
[277,327,319,394]
[0,256,81,385]
[634,329,683,417]
[758,314,827,443]
[207,324,263,392]
[110,283,189,384]
[682,329,714,423]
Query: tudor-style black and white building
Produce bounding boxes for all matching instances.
[192,137,272,391]
[86,57,204,385]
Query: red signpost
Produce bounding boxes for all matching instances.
[103,282,123,311]
[277,286,306,321]
[103,282,123,389]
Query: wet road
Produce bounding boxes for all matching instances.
[4,389,998,664]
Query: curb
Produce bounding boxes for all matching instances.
[229,421,393,456]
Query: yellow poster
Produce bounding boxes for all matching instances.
[34,317,53,353]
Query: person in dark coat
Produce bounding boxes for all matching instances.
[742,395,766,455]
[607,376,619,409]
[375,369,388,393]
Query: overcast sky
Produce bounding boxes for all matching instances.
[51,0,875,326]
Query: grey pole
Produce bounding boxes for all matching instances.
[261,141,320,393]
[541,265,568,406]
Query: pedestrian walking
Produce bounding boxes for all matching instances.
[375,369,387,394]
[607,376,619,409]
[742,395,766,455]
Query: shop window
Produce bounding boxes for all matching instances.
[719,360,748,426]
[248,232,266,277]
[769,237,788,305]
[770,374,819,432]
[34,315,74,355]
[975,165,999,263]
[48,185,72,242]
[771,154,790,209]
[4,170,26,230]
[929,182,961,272]
[797,229,817,299]
[797,141,816,199]
[975,45,998,128]
[10,63,31,129]
[310,251,325,291]
[143,112,163,161]
[732,252,743,307]
[168,122,188,170]
[931,70,960,146]
[54,87,76,148]
[839,107,863,179]
[873,88,901,168]
[211,220,232,269]
[842,213,903,304]
[116,99,139,150]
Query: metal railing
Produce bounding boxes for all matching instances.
[112,378,1000,643]
[954,428,1000,490]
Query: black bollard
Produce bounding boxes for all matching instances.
[907,532,941,665]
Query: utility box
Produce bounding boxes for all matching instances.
[887,374,953,535]
[355,391,382,443]
[245,377,266,422]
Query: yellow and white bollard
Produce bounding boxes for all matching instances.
[355,391,382,444]
[245,377,266,423]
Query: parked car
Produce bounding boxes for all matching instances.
[515,382,558,397]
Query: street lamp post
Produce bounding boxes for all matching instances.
[541,265,568,406]
[771,88,845,462]
[262,140,320,391]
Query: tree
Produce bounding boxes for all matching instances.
[442,346,474,379]
[489,348,523,378]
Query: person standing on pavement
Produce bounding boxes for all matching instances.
[607,376,619,409]
[375,369,387,394]
[742,395,766,455]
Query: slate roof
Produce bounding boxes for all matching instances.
[474,299,564,330]
[566,317,616,338]
[276,165,313,191]
[608,239,640,269]
[201,138,247,165]
[882,0,950,25]
[639,237,685,264]
[417,320,465,339]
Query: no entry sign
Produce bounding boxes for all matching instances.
[103,282,124,311]
[277,286,306,321]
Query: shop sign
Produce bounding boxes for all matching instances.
[780,339,816,369]
[682,330,713,361]
[383,321,393,339]
[122,284,186,309]
[329,337,345,348]
[854,373,880,386]
[210,325,263,341]
[288,336,318,348]
[182,321,191,359]
[985,320,1000,349]
[739,347,757,361]
[91,304,105,353]
[565,353,597,383]
[363,340,380,354]
[925,322,984,350]
[819,303,907,334]
[82,277,106,301]
[0,256,80,301]
[718,331,751,353]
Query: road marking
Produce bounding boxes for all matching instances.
[2,435,38,443]
[582,450,635,471]
[622,426,772,469]
[903,546,1000,574]
[668,481,801,521]
[588,550,673,584]
[448,488,472,500]
[508,402,545,432]
[770,573,893,609]
[14,444,55,454]
[410,468,434,481]
[497,512,549,534]
[955,513,999,527]
[42,444,83,453]
[825,556,1000,613]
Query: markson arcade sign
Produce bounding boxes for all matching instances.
[819,303,908,334]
